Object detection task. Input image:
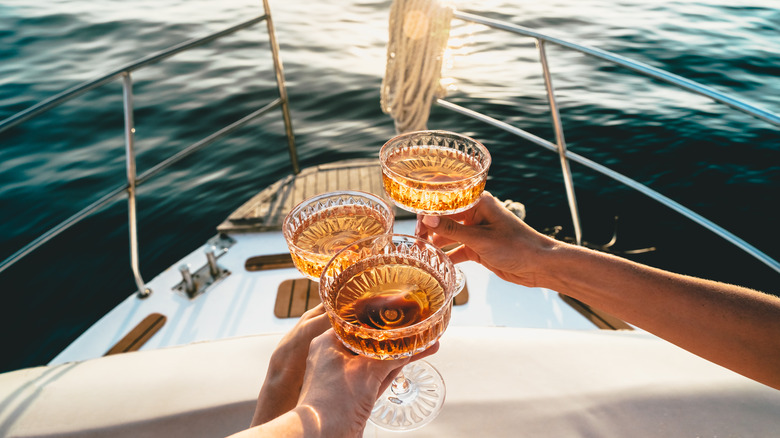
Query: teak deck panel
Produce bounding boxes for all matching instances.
[218,158,414,233]
[105,313,167,356]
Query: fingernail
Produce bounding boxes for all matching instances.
[422,215,440,228]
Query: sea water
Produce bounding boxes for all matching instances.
[0,0,778,372]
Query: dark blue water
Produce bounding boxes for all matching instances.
[1,0,778,373]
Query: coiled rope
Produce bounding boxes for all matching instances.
[381,0,453,134]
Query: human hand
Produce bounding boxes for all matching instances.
[416,192,555,287]
[251,304,331,426]
[296,330,440,437]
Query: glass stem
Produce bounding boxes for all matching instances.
[391,371,411,395]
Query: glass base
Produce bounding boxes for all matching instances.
[368,360,446,432]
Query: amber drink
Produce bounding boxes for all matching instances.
[320,234,458,360]
[283,191,394,281]
[380,130,491,215]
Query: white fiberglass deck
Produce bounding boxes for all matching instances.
[51,219,596,366]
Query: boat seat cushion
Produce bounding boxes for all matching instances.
[1,328,780,437]
[0,334,276,438]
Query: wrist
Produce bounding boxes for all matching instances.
[512,228,562,288]
[527,235,575,290]
[260,360,299,398]
[252,359,304,426]
[293,403,362,438]
[290,405,324,437]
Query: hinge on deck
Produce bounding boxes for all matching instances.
[173,234,236,299]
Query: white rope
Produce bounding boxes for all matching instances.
[381,0,453,134]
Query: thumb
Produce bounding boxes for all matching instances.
[421,215,483,247]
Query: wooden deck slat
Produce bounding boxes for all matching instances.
[371,167,384,199]
[282,177,300,221]
[271,176,293,224]
[327,166,338,193]
[289,279,310,317]
[105,313,167,355]
[358,166,371,194]
[315,167,325,196]
[219,158,416,233]
[245,253,294,271]
[304,168,318,200]
[306,280,321,309]
[291,172,306,213]
[338,167,350,191]
[274,280,294,318]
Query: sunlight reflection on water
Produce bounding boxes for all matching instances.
[0,0,778,372]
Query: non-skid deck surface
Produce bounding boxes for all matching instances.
[218,158,414,233]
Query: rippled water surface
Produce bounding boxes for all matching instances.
[1,0,778,372]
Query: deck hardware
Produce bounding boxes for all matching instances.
[172,235,235,299]
[179,265,196,296]
[206,250,220,278]
[536,40,582,247]
[207,234,236,256]
[262,0,298,174]
[122,72,152,298]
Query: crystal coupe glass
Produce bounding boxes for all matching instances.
[380,130,489,302]
[283,191,394,281]
[380,130,491,215]
[320,233,460,431]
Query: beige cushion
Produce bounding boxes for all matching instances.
[0,334,275,438]
[1,328,779,437]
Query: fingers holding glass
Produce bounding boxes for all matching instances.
[319,233,457,431]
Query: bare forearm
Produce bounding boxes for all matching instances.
[251,366,301,426]
[535,241,780,389]
[230,406,318,438]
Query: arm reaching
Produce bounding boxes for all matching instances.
[231,330,439,438]
[250,304,331,427]
[419,192,780,390]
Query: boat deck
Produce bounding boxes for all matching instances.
[218,158,415,233]
[215,157,629,329]
[48,159,627,366]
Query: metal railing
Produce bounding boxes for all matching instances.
[2,7,778,294]
[442,10,780,275]
[0,1,298,295]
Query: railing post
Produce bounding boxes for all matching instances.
[122,72,151,298]
[537,40,583,246]
[262,0,299,174]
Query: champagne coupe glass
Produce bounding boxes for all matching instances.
[320,233,459,431]
[380,130,491,216]
[283,191,395,281]
[380,130,491,296]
